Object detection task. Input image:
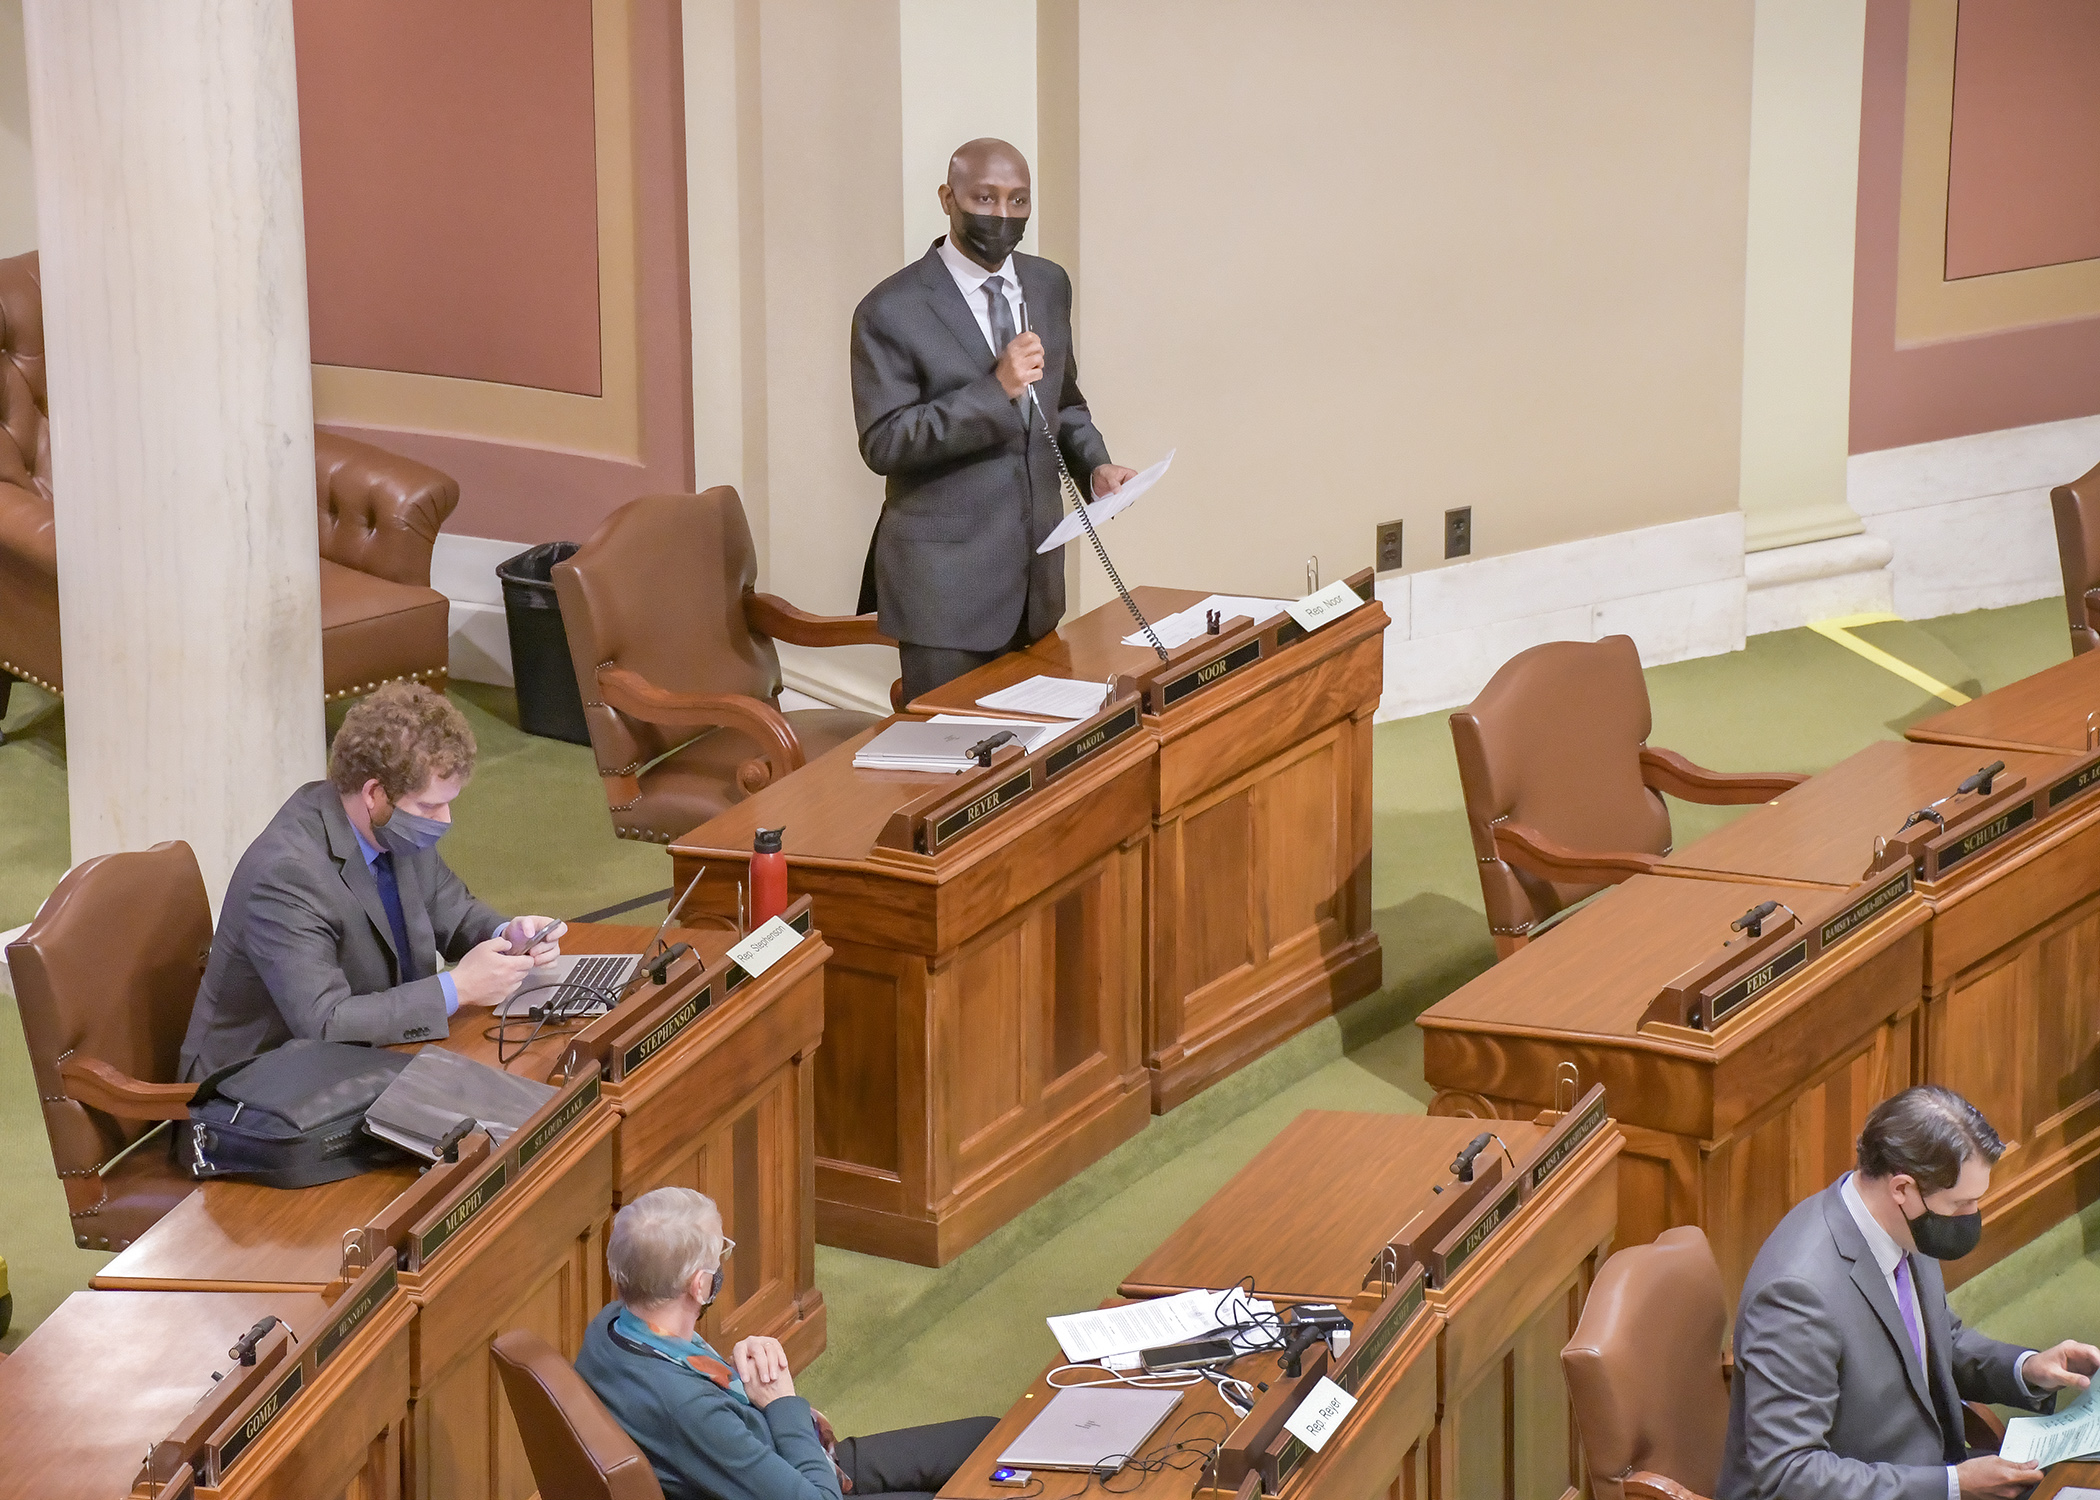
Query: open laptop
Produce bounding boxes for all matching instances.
[492,872,707,1020]
[995,1387,1182,1474]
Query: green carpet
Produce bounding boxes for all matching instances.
[2,600,2091,1426]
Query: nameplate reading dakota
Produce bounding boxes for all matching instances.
[1710,938,1808,1026]
[726,907,813,991]
[1161,639,1262,708]
[622,989,709,1074]
[1937,800,2036,875]
[1529,1092,1609,1193]
[418,1160,508,1264]
[932,769,1032,846]
[217,1362,304,1475]
[1044,704,1140,779]
[1820,870,1911,950]
[2050,760,2100,809]
[1442,1177,1521,1280]
[315,1263,397,1370]
[517,1076,600,1170]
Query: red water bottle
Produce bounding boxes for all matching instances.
[751,827,788,926]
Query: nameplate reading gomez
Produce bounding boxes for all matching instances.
[727,916,804,980]
[1282,1376,1359,1454]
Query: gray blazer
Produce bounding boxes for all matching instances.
[179,781,507,1080]
[1719,1178,2046,1500]
[849,241,1113,652]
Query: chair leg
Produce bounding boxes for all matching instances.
[0,671,13,745]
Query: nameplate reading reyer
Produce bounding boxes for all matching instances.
[517,1075,600,1170]
[417,1160,508,1265]
[931,768,1033,847]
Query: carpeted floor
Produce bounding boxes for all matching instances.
[7,603,2100,1437]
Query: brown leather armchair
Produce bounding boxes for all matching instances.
[1452,635,1807,958]
[0,250,460,734]
[554,489,889,843]
[6,840,208,1251]
[492,1328,667,1500]
[2051,460,2100,657]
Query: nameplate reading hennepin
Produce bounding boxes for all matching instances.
[315,1263,397,1370]
[932,768,1032,846]
[517,1075,600,1170]
[1710,938,1808,1026]
[1820,870,1911,950]
[622,987,711,1074]
[1161,639,1262,708]
[2050,760,2100,809]
[1044,704,1140,780]
[217,1362,304,1475]
[1529,1093,1609,1193]
[418,1160,508,1265]
[1937,800,2036,875]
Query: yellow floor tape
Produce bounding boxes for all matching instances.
[1805,613,1971,707]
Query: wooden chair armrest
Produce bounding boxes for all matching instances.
[1962,1400,2006,1454]
[596,666,805,785]
[1493,820,1662,885]
[1623,1473,1710,1500]
[59,1056,197,1121]
[1721,1348,1735,1386]
[1640,746,1808,806]
[744,592,895,650]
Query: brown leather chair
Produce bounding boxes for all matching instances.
[6,841,208,1250]
[554,489,890,843]
[0,250,460,734]
[2051,460,2100,657]
[491,1328,666,1500]
[1452,635,1808,958]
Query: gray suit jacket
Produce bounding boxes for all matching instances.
[179,781,507,1080]
[849,241,1112,652]
[1719,1178,2046,1500]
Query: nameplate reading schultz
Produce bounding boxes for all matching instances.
[1709,938,1808,1027]
[315,1262,397,1370]
[1821,870,1911,950]
[931,769,1032,847]
[216,1362,303,1476]
[1936,800,2035,876]
[517,1076,600,1170]
[1044,704,1140,780]
[1160,638,1262,708]
[418,1160,508,1265]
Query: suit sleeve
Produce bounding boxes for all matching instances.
[1733,1273,1952,1500]
[1951,1312,2050,1412]
[852,302,1024,475]
[422,854,506,964]
[242,856,453,1047]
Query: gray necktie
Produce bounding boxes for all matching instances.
[984,275,1017,357]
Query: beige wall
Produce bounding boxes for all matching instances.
[0,0,35,256]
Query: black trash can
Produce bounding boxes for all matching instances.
[496,542,591,745]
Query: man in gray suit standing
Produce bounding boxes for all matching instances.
[1722,1086,2100,1499]
[180,683,565,1080]
[851,137,1134,701]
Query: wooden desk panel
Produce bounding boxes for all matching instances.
[2032,1459,2100,1497]
[0,1287,410,1500]
[1908,647,2100,755]
[674,730,1157,1265]
[912,588,1387,1113]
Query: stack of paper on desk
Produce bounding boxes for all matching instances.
[1045,1286,1275,1364]
[1123,595,1291,650]
[852,718,1068,773]
[926,715,1075,751]
[975,675,1111,719]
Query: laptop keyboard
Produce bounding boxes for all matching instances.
[566,954,635,995]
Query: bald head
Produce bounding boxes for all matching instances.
[939,138,1031,271]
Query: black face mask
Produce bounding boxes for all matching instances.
[1905,1201,1983,1261]
[954,210,1027,267]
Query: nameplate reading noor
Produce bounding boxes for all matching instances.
[1158,638,1262,710]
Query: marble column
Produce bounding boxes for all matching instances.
[23,0,323,909]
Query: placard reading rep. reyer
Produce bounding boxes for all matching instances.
[1282,1375,1358,1453]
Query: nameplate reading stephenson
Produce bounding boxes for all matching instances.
[932,769,1032,846]
[418,1160,508,1265]
[1161,638,1262,708]
[1820,870,1912,950]
[217,1362,304,1475]
[2050,761,2100,809]
[1936,800,2035,875]
[1442,1177,1521,1281]
[1044,704,1140,779]
[315,1263,397,1370]
[1709,938,1808,1026]
[517,1076,600,1170]
[1529,1093,1609,1193]
[622,989,710,1074]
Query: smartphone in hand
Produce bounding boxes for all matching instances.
[508,919,566,955]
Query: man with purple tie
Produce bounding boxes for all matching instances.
[1721,1087,2100,1499]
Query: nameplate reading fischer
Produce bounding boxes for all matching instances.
[622,988,711,1075]
[1820,870,1911,951]
[1160,638,1262,708]
[931,769,1032,847]
[315,1263,397,1370]
[1437,1176,1521,1282]
[517,1076,600,1170]
[1935,800,2035,876]
[1044,704,1140,780]
[216,1362,304,1476]
[418,1160,508,1265]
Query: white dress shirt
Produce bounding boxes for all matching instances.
[1840,1172,2034,1499]
[937,236,1026,356]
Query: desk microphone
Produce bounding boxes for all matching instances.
[1449,1131,1494,1183]
[642,942,693,987]
[229,1316,282,1367]
[1014,293,1168,661]
[1958,761,2005,797]
[1730,901,1782,939]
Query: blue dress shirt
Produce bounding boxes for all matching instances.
[349,821,483,1015]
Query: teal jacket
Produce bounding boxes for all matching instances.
[574,1304,841,1500]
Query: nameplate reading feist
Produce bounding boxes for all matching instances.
[1709,939,1809,1027]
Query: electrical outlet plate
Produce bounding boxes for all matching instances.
[1376,520,1403,572]
[1444,507,1471,559]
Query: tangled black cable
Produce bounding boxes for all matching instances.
[485,978,621,1068]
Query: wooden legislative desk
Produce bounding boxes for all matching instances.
[0,1284,413,1500]
[79,915,826,1500]
[1651,735,2100,1283]
[942,1108,1620,1500]
[1906,646,2100,756]
[670,715,1158,1266]
[911,584,1387,1113]
[2032,1459,2100,1497]
[1421,871,1928,1301]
